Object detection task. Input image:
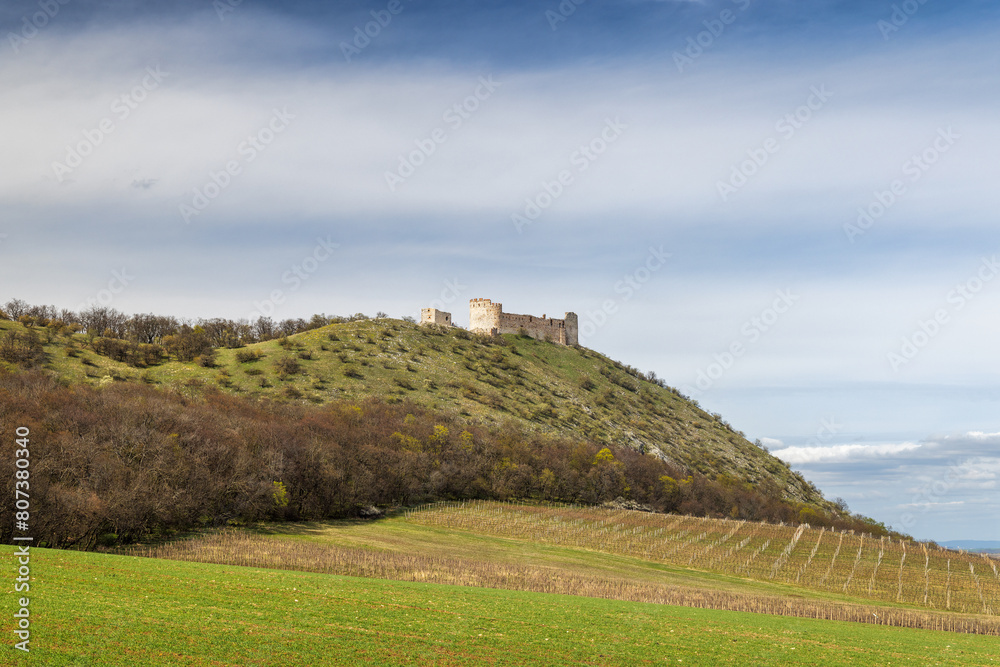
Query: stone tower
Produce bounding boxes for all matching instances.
[469,298,503,335]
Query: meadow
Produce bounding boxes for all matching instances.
[2,544,998,666]
[132,502,1000,636]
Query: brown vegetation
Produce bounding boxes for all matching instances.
[0,370,893,549]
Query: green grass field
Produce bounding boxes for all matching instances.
[3,545,998,666]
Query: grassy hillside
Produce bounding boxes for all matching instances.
[0,317,826,508]
[3,544,997,666]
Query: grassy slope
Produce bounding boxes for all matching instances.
[176,515,926,608]
[2,545,996,666]
[0,318,825,507]
[140,507,1000,620]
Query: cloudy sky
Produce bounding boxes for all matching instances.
[2,0,998,542]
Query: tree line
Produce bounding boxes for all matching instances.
[1,298,397,348]
[0,370,902,550]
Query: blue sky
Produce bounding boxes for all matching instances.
[2,0,999,542]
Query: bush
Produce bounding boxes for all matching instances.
[273,356,301,379]
[196,351,218,368]
[235,349,264,363]
[0,330,44,368]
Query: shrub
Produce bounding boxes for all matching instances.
[273,356,301,379]
[235,349,264,363]
[196,351,218,368]
[0,330,44,368]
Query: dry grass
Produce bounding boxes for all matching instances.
[408,501,1000,616]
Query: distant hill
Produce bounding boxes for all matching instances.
[1,316,833,510]
[939,540,1000,553]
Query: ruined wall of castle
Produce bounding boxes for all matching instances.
[469,298,578,346]
[420,308,452,327]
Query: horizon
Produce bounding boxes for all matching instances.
[2,0,999,542]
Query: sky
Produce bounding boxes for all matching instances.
[1,0,998,542]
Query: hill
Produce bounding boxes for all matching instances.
[940,541,1000,554]
[0,316,828,509]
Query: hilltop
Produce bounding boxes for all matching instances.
[1,316,827,509]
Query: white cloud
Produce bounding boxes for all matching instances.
[773,441,921,465]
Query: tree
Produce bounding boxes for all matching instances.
[129,314,179,344]
[252,316,275,342]
[3,298,28,320]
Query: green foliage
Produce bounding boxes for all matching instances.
[271,481,289,508]
[593,447,615,465]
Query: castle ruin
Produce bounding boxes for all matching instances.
[420,308,453,327]
[468,298,578,346]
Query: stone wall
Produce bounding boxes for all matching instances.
[468,298,577,346]
[420,308,452,327]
